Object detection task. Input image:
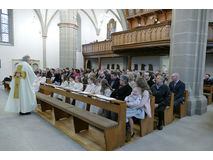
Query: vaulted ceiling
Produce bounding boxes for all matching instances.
[34,9,127,36]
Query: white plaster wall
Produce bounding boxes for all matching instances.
[160,56,169,73]
[45,11,60,69]
[0,9,60,81]
[205,54,213,76]
[131,56,161,72]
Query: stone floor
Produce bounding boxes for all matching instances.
[0,84,213,151]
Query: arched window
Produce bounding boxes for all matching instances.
[111,64,115,69]
[0,9,13,45]
[87,60,91,69]
[116,64,120,70]
[148,64,153,71]
[107,64,110,69]
[134,64,138,71]
[141,64,146,70]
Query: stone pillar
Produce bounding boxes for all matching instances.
[42,36,47,68]
[58,9,78,69]
[169,9,209,115]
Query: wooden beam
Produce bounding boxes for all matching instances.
[98,57,101,70]
[128,56,132,71]
[83,57,86,70]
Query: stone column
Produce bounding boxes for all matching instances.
[58,9,78,69]
[42,36,47,68]
[169,9,209,115]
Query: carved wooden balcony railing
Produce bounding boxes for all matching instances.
[82,22,213,57]
[208,22,213,42]
[82,40,120,58]
[111,21,171,50]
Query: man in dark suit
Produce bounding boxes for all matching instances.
[109,72,120,90]
[151,75,171,130]
[144,71,155,88]
[204,74,213,86]
[169,73,185,108]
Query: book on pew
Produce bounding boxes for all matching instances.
[94,94,116,101]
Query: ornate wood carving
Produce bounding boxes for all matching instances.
[82,22,213,58]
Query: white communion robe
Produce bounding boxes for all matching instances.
[69,82,83,104]
[5,61,37,113]
[53,81,69,101]
[90,85,102,114]
[76,83,96,110]
[33,76,46,92]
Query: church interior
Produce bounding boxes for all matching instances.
[0,7,213,153]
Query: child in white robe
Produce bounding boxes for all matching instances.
[90,79,102,114]
[71,76,83,106]
[77,77,96,110]
[53,75,69,101]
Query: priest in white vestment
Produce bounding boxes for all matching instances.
[5,55,37,115]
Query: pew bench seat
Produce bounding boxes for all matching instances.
[36,92,120,150]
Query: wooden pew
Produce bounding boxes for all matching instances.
[3,76,12,92]
[174,90,188,118]
[139,96,155,137]
[37,83,127,151]
[4,81,11,92]
[46,78,51,84]
[39,78,52,96]
[203,85,213,105]
[164,92,174,126]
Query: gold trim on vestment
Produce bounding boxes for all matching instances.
[13,65,26,99]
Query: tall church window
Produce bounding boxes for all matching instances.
[116,64,120,70]
[0,9,13,45]
[111,64,115,69]
[107,64,110,69]
[141,64,146,70]
[134,64,138,71]
[148,64,153,71]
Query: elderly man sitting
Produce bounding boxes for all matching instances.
[169,73,185,108]
[151,75,171,130]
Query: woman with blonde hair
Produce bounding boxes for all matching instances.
[128,72,136,89]
[126,77,152,138]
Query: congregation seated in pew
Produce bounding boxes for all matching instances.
[31,66,190,134]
